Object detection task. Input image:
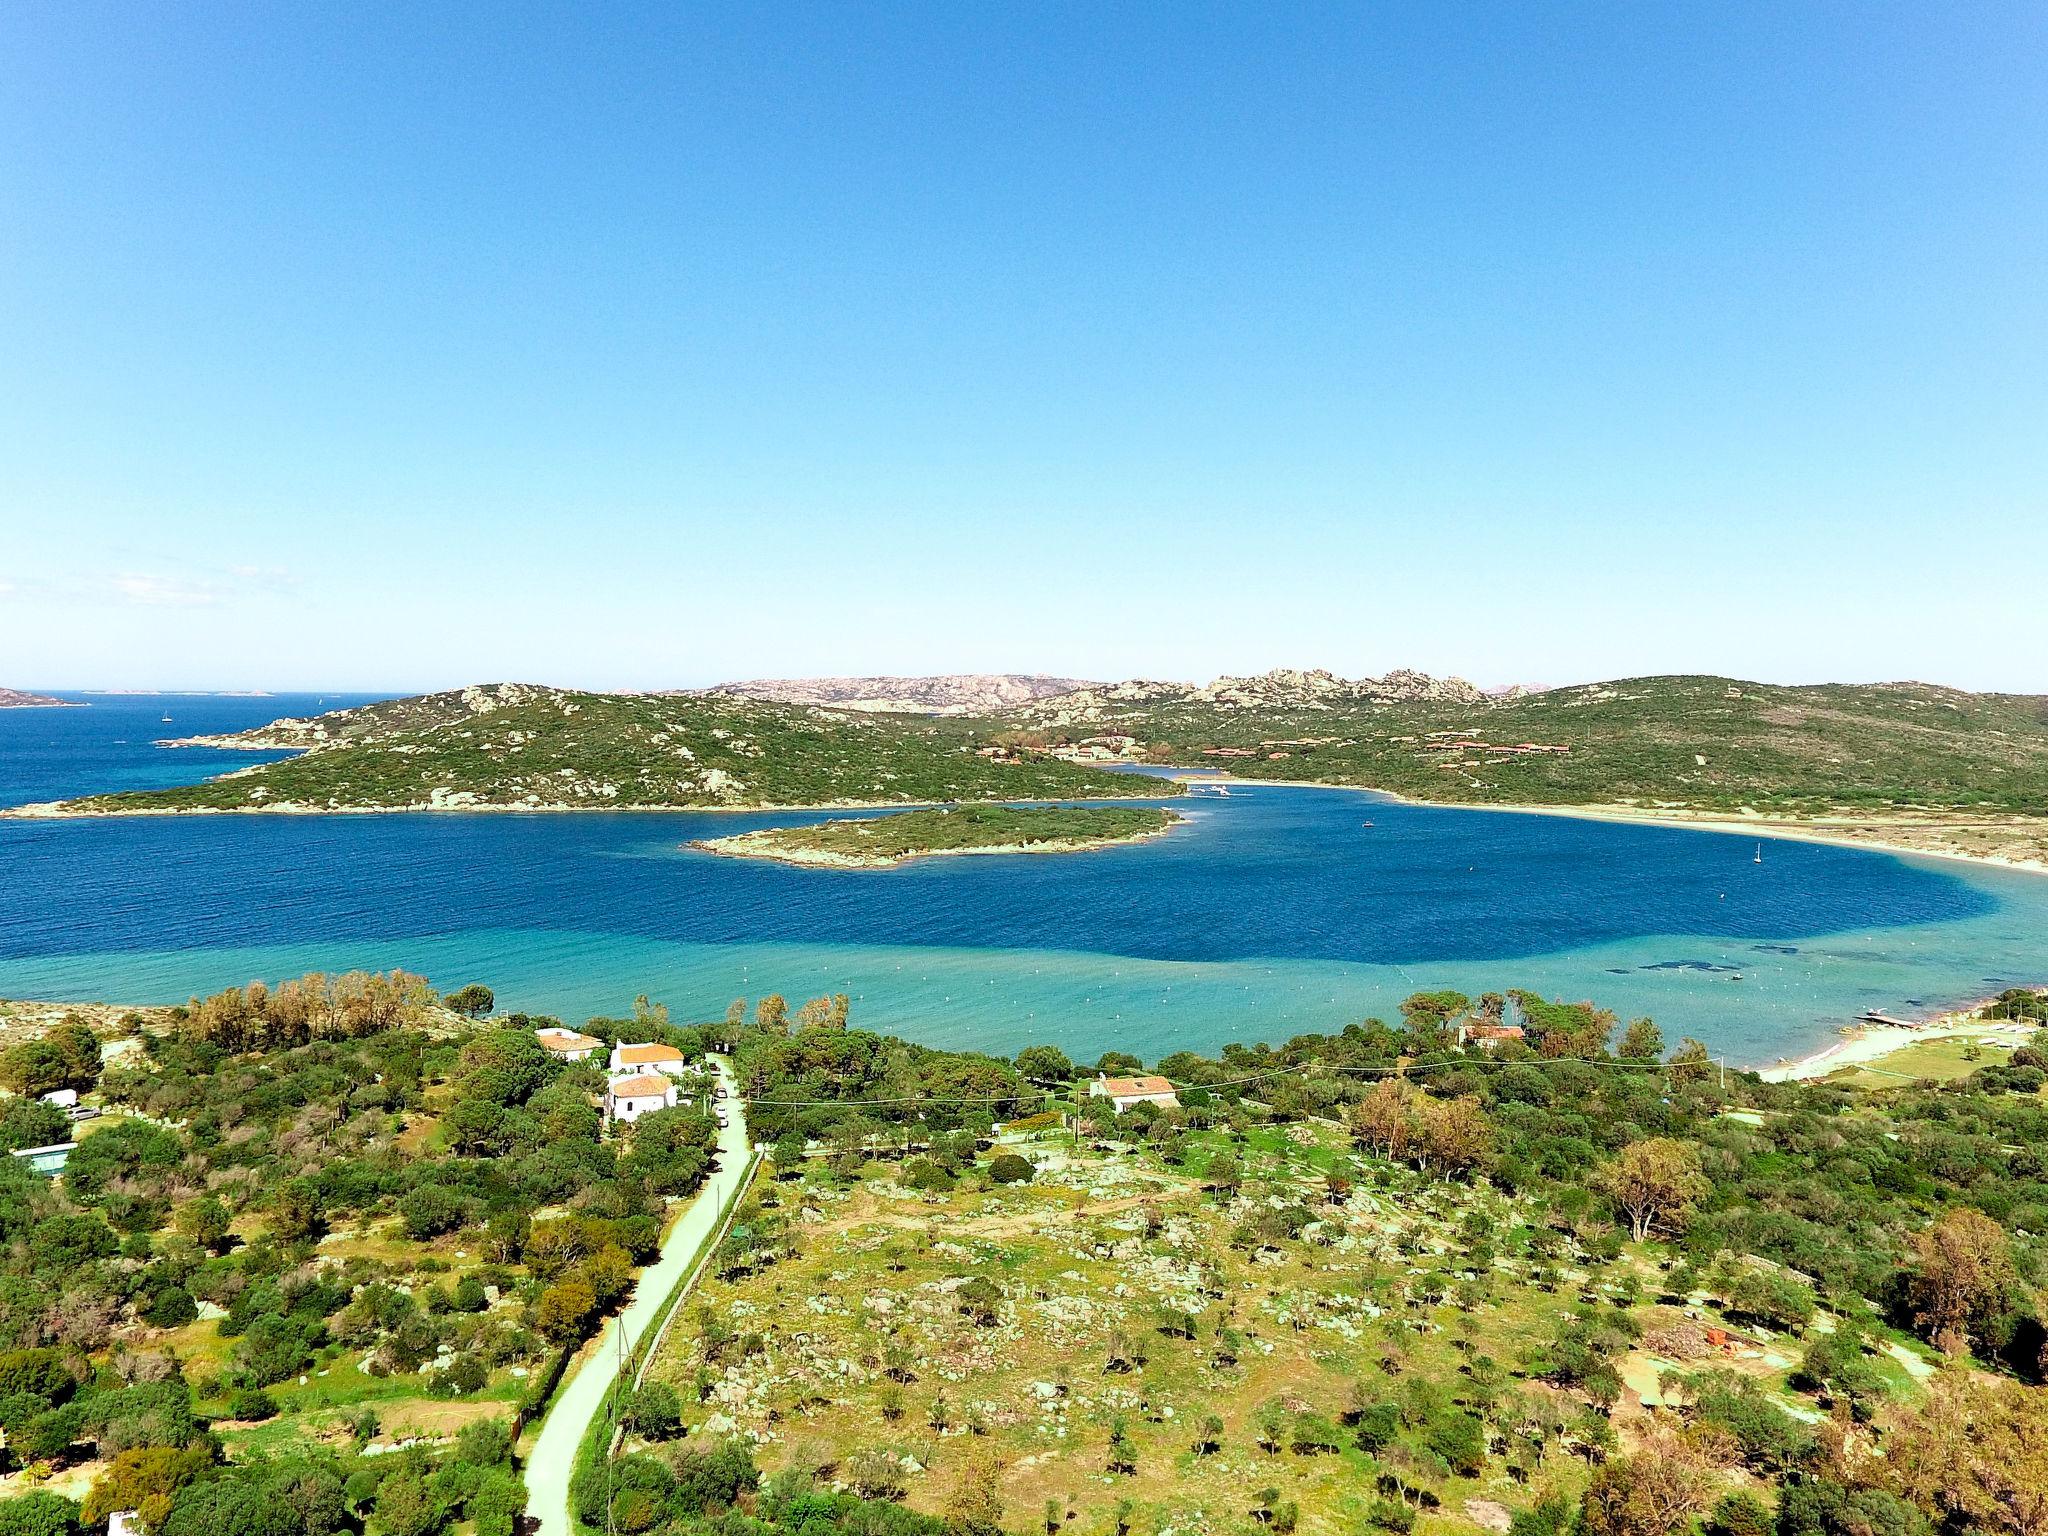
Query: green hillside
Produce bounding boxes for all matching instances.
[1020,676,2048,816]
[40,685,1171,814]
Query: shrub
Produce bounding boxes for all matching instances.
[0,1492,82,1536]
[398,1184,467,1240]
[228,1388,278,1422]
[144,1286,198,1328]
[1426,1410,1486,1476]
[1705,1491,1773,1536]
[626,1381,683,1441]
[988,1153,1035,1184]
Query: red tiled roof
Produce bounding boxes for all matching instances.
[607,1073,674,1099]
[1098,1074,1176,1098]
[536,1028,601,1052]
[615,1043,687,1066]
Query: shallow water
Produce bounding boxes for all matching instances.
[3,693,2044,1067]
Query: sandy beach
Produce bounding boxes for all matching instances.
[1757,1012,2040,1082]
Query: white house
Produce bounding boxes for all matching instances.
[608,1042,695,1076]
[1088,1073,1179,1114]
[534,1027,602,1062]
[605,1073,678,1124]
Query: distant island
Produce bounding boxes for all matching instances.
[0,686,72,708]
[10,683,1173,816]
[693,803,1183,867]
[12,670,2048,869]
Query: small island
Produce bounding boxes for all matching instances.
[692,803,1184,868]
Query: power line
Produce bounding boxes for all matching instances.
[730,1050,1728,1110]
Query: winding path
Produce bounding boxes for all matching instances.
[526,1056,752,1536]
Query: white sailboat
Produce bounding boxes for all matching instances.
[1754,843,1763,864]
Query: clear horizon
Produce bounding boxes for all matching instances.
[5,5,2045,694]
[13,662,2043,700]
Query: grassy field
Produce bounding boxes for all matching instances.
[1824,1031,2042,1090]
[695,805,1181,866]
[646,1119,1898,1536]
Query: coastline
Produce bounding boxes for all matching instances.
[1756,1010,2040,1083]
[690,814,1183,869]
[0,790,1184,821]
[18,753,2041,882]
[1167,773,2048,880]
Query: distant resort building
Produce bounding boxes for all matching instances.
[605,1073,677,1124]
[1458,1022,1526,1051]
[1421,738,1570,757]
[609,1042,695,1076]
[1089,1073,1180,1114]
[535,1026,602,1061]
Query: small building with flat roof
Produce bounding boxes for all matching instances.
[535,1027,602,1061]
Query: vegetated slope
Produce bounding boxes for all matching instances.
[698,673,1099,715]
[626,993,2048,1536]
[43,684,1170,813]
[0,977,720,1534]
[1010,674,2048,814]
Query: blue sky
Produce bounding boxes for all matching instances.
[3,3,2044,693]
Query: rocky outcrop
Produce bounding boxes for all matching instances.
[0,687,72,708]
[161,682,573,751]
[695,674,1099,716]
[1018,668,1492,723]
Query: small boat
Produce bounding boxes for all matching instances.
[1753,843,1763,864]
[160,714,173,723]
[1361,820,1374,828]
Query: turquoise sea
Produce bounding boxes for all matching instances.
[2,693,2044,1069]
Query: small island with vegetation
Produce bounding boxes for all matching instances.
[693,803,1184,868]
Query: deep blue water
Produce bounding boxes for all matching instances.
[2,692,2044,1066]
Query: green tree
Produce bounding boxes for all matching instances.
[1618,1018,1665,1061]
[1908,1208,2020,1356]
[1601,1138,1707,1242]
[178,1197,233,1253]
[626,1382,683,1441]
[536,1278,596,1341]
[444,984,496,1018]
[1015,1044,1076,1082]
[0,1493,82,1536]
[989,1152,1035,1184]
